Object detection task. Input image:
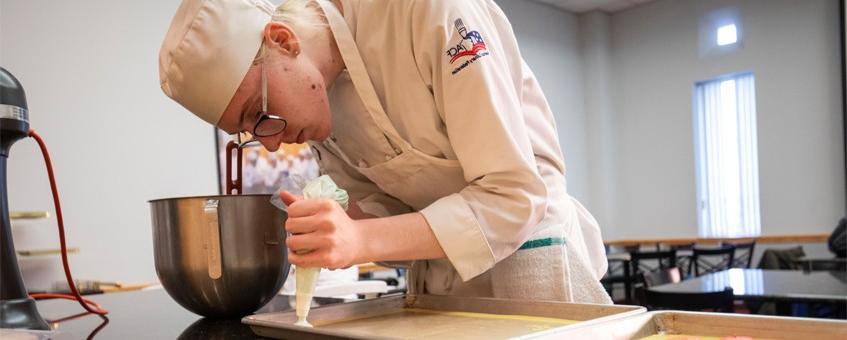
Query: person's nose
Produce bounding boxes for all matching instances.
[258,135,281,152]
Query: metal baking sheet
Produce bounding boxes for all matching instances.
[242,294,644,339]
[554,310,847,339]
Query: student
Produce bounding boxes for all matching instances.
[159,0,610,303]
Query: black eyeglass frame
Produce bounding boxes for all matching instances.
[236,62,287,146]
[252,113,287,137]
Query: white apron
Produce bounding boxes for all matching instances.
[312,1,611,304]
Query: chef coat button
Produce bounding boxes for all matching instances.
[358,159,368,168]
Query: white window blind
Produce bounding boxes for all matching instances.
[694,73,761,238]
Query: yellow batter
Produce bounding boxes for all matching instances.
[313,308,578,339]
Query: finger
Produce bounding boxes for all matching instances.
[284,215,324,234]
[286,233,326,253]
[279,191,301,206]
[287,199,335,218]
[288,249,342,270]
[288,249,330,268]
[287,250,307,267]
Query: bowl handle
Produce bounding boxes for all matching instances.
[203,199,223,280]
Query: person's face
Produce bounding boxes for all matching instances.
[218,23,332,152]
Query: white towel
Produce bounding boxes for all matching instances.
[489,241,612,304]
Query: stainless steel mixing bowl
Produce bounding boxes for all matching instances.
[149,194,289,318]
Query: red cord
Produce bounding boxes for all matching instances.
[27,129,108,315]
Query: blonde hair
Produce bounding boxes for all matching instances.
[254,0,327,64]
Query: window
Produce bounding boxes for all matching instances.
[698,7,743,58]
[693,73,760,238]
[716,24,737,46]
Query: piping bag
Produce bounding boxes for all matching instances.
[270,175,349,327]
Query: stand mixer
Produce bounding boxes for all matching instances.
[1,67,108,330]
[0,67,50,329]
[2,66,289,326]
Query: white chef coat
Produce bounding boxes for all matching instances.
[309,0,611,304]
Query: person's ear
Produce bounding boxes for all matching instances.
[263,22,301,57]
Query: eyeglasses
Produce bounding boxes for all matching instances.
[235,62,287,147]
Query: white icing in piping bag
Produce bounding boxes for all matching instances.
[272,175,349,328]
[294,266,320,327]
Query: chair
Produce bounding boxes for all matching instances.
[663,243,694,276]
[633,267,683,305]
[689,244,735,277]
[604,247,630,275]
[722,240,756,268]
[602,248,635,303]
[625,249,677,303]
[601,260,632,303]
[630,249,678,276]
[666,243,695,251]
[645,287,735,312]
[642,267,682,288]
[623,244,642,252]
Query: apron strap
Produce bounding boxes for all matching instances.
[318,1,411,152]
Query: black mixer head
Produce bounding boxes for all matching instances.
[0,67,30,156]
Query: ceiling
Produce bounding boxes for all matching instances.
[528,0,658,13]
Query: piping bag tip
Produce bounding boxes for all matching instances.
[294,319,313,328]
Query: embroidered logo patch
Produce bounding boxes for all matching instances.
[445,19,489,75]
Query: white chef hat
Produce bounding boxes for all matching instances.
[159,0,274,125]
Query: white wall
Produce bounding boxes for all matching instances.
[495,0,591,202]
[579,11,618,236]
[605,0,845,239]
[2,0,218,290]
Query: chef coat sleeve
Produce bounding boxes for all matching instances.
[411,0,549,281]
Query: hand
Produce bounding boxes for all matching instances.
[280,191,367,269]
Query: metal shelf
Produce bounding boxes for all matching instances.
[17,248,79,257]
[10,211,50,220]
